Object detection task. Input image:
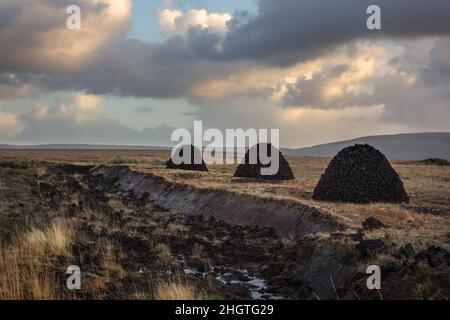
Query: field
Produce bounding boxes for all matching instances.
[0,149,449,300]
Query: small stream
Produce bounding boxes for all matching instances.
[174,254,284,300]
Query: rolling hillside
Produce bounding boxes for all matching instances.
[283,132,450,160]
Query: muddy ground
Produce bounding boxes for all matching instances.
[0,161,449,300]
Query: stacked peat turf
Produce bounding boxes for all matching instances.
[166,145,208,172]
[312,144,409,203]
[234,143,295,180]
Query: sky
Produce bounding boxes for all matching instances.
[0,0,449,147]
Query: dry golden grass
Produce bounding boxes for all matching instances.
[24,219,73,257]
[154,243,172,265]
[167,223,189,235]
[281,234,298,249]
[154,280,198,300]
[0,219,73,300]
[98,239,127,282]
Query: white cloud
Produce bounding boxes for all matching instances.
[73,93,103,123]
[0,111,25,138]
[29,92,103,125]
[159,9,232,37]
[0,0,132,73]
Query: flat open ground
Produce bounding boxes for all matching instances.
[0,149,449,300]
[2,149,448,247]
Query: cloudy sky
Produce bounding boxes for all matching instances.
[0,0,449,147]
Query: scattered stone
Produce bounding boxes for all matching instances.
[234,143,295,180]
[166,145,209,172]
[313,144,409,204]
[362,217,385,230]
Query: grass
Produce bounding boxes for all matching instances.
[154,243,172,265]
[24,219,73,257]
[191,243,205,259]
[154,279,199,300]
[0,219,73,299]
[109,156,141,165]
[167,223,189,235]
[281,234,298,249]
[151,160,167,167]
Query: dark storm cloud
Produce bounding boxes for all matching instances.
[219,0,450,66]
[2,0,450,100]
[0,3,20,30]
[421,39,450,88]
[0,0,130,74]
[44,0,450,98]
[38,37,245,99]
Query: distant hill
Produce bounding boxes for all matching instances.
[282,132,450,160]
[1,132,450,161]
[0,144,171,151]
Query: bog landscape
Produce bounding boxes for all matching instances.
[0,137,449,300]
[1,0,450,302]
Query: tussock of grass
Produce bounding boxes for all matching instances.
[154,243,172,265]
[0,219,73,300]
[109,156,140,165]
[151,160,167,167]
[24,219,73,257]
[167,223,188,235]
[154,280,198,300]
[281,234,297,249]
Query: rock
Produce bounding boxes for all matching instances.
[357,239,387,256]
[234,143,295,180]
[312,144,409,203]
[362,217,385,230]
[166,145,208,172]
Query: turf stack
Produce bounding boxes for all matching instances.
[312,144,409,203]
[234,143,295,180]
[166,145,208,172]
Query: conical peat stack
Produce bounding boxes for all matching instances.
[234,143,295,180]
[166,145,208,172]
[312,144,409,203]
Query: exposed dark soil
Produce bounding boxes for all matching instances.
[0,161,448,300]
